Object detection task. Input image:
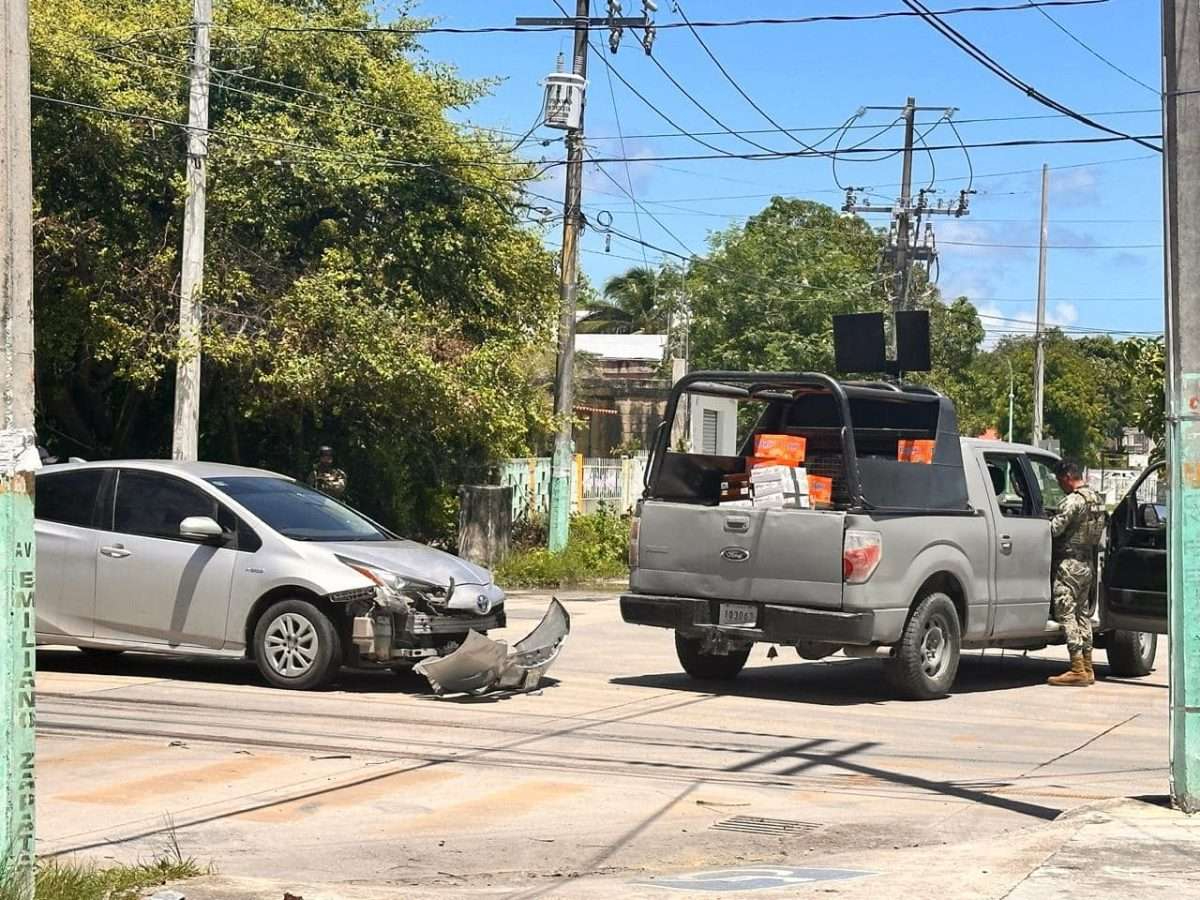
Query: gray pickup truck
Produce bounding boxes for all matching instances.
[621,372,1163,699]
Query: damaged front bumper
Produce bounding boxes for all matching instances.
[415,599,571,695]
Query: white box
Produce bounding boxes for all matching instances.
[719,499,754,508]
[753,493,786,508]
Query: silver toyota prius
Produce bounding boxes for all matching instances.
[34,460,506,689]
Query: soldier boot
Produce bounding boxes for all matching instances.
[1048,652,1090,687]
[1082,648,1096,685]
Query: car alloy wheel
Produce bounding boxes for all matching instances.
[264,612,319,678]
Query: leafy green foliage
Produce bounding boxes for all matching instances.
[0,855,201,900]
[31,0,557,537]
[578,266,672,334]
[496,507,629,588]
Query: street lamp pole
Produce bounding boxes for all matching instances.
[1006,358,1015,443]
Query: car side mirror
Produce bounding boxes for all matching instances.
[1140,504,1163,529]
[180,516,224,541]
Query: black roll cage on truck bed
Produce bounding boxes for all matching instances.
[644,371,973,515]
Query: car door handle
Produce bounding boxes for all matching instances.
[99,544,131,559]
[999,534,1013,555]
[724,516,750,533]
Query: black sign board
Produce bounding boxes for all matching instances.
[833,313,887,373]
[896,310,932,372]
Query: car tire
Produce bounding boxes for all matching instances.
[884,592,962,700]
[1106,630,1157,678]
[675,632,750,680]
[253,599,341,691]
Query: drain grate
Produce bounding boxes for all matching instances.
[712,815,821,836]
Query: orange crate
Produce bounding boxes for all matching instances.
[898,439,936,464]
[808,475,833,507]
[753,433,807,465]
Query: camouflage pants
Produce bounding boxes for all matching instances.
[1052,558,1094,654]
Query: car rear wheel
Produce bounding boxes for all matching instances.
[1106,629,1157,678]
[884,592,961,700]
[253,599,341,690]
[675,632,750,680]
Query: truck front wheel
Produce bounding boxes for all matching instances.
[884,593,961,700]
[675,633,750,681]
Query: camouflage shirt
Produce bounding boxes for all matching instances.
[1050,484,1106,562]
[308,464,347,499]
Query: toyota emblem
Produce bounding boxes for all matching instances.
[475,593,491,614]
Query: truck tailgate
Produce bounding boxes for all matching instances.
[632,502,845,610]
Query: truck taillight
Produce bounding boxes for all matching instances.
[843,530,882,584]
[629,515,641,569]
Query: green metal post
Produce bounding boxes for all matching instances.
[1,0,38,886]
[1163,0,1200,812]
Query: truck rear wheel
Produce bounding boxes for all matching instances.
[675,633,750,681]
[884,592,961,700]
[1106,630,1157,677]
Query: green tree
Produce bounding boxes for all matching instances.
[687,198,887,371]
[578,266,671,334]
[31,0,558,537]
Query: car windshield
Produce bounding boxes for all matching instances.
[206,476,390,541]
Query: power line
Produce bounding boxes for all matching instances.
[601,33,649,271]
[900,0,1161,151]
[558,133,1163,167]
[584,151,698,256]
[1027,0,1159,95]
[672,0,857,157]
[583,107,1160,142]
[941,239,1160,248]
[230,2,1111,35]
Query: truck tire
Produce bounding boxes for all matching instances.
[675,633,750,681]
[884,592,961,700]
[1106,630,1157,678]
[253,599,341,691]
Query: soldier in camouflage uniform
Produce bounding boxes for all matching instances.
[308,446,347,500]
[1047,458,1107,687]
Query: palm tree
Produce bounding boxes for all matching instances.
[577,266,670,334]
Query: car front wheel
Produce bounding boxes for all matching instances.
[253,599,341,690]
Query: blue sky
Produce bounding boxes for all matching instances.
[411,0,1163,343]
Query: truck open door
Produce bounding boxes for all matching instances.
[1100,461,1166,676]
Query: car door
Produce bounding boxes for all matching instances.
[1101,462,1167,634]
[979,452,1052,638]
[33,467,109,639]
[93,469,237,648]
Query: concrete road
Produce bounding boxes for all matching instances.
[34,590,1168,898]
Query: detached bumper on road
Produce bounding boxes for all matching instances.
[620,593,875,646]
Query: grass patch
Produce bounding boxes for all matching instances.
[497,507,630,588]
[0,855,202,900]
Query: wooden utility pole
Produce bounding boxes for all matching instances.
[894,97,917,325]
[1162,0,1200,813]
[1033,163,1049,448]
[0,0,39,888]
[172,0,211,461]
[516,1,653,551]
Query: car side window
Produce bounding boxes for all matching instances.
[114,470,219,541]
[1133,465,1167,529]
[984,454,1036,517]
[1027,457,1066,514]
[35,469,105,527]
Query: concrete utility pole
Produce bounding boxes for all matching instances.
[0,0,39,888]
[517,1,654,552]
[1032,163,1049,448]
[1162,0,1200,813]
[172,0,211,461]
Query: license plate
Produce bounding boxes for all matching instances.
[718,602,758,627]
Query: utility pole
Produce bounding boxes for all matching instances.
[517,1,654,552]
[843,100,970,363]
[0,0,39,889]
[894,97,917,329]
[1162,0,1200,813]
[172,0,211,461]
[1032,163,1049,448]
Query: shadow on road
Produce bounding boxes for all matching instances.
[36,648,436,694]
[611,651,1160,705]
